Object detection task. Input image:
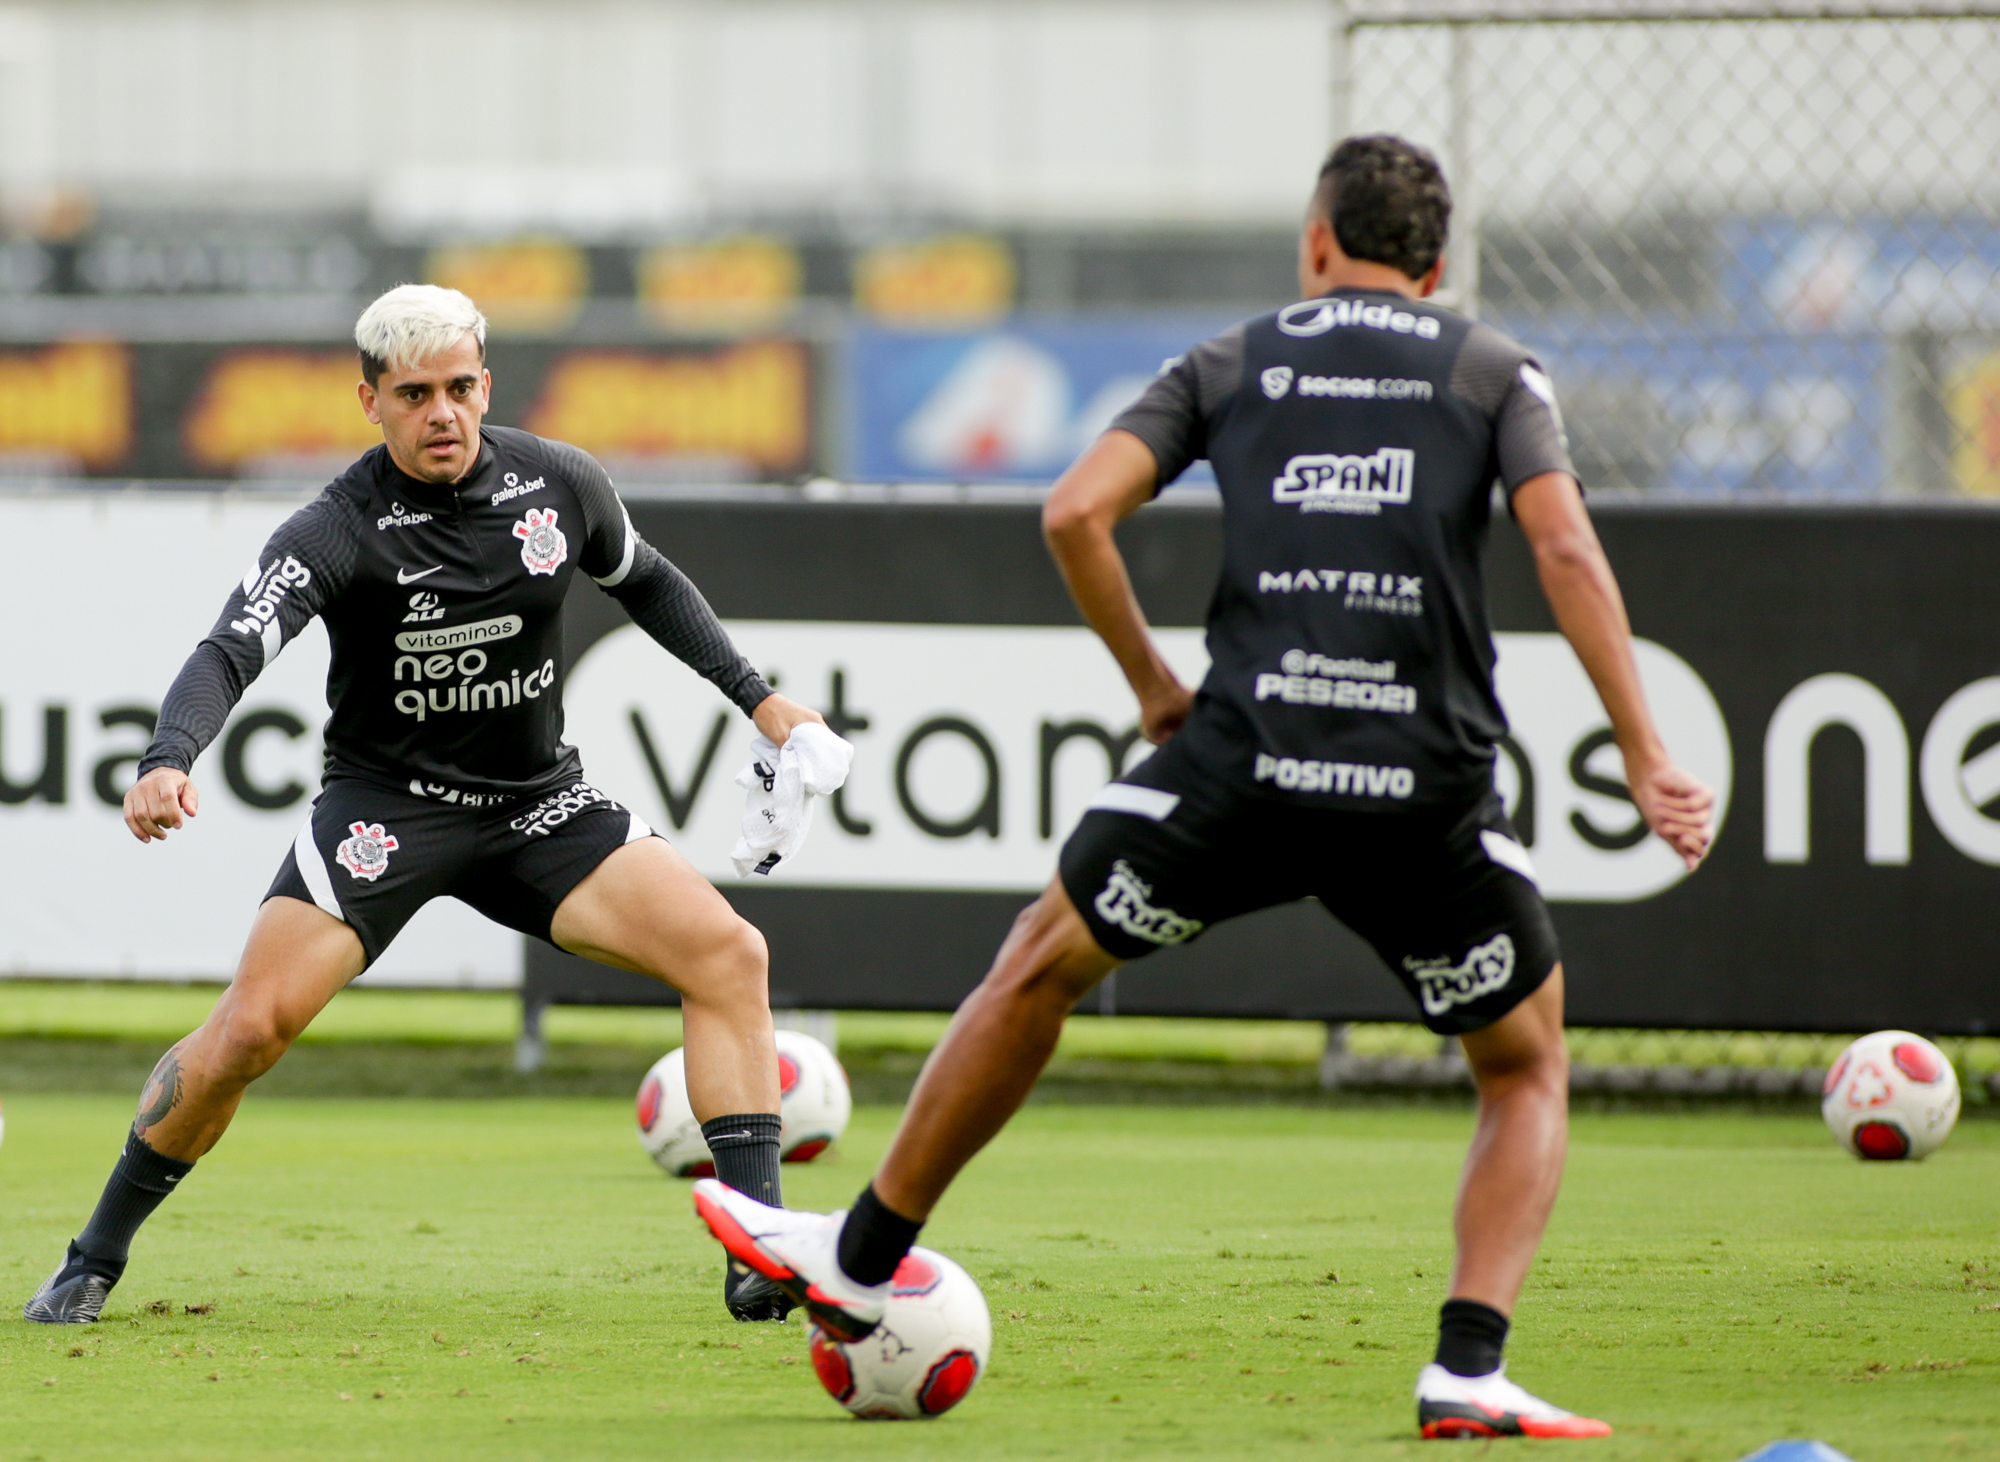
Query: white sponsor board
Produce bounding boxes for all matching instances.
[0,496,519,986]
[563,621,1735,902]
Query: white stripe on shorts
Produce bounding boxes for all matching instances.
[1480,829,1538,886]
[292,813,344,920]
[1086,783,1182,821]
[624,810,654,843]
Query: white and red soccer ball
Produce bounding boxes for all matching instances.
[1821,1030,1960,1161]
[635,1028,852,1177]
[809,1247,991,1420]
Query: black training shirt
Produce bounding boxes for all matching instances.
[1112,288,1574,808]
[140,426,772,803]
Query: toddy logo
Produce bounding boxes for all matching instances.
[1272,449,1414,514]
[1405,933,1516,1018]
[1094,859,1202,946]
[513,507,567,576]
[334,822,399,882]
[401,591,445,623]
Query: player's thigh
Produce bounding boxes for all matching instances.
[1057,741,1302,964]
[466,783,758,992]
[269,780,466,971]
[209,895,367,1048]
[1321,793,1559,1038]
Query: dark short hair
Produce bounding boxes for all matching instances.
[1310,135,1452,281]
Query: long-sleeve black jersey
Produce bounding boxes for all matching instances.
[139,426,772,803]
[1110,288,1575,809]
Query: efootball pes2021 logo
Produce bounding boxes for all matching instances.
[335,822,399,882]
[513,507,567,576]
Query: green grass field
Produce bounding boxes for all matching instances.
[3,1093,1996,1462]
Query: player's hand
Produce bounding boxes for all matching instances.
[125,767,199,843]
[1628,755,1714,869]
[1139,679,1195,745]
[752,692,827,748]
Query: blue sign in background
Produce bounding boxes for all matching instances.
[848,319,1232,484]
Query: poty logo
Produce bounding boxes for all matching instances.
[401,591,445,623]
[376,501,433,531]
[1271,449,1414,514]
[513,507,567,576]
[1405,932,1516,1018]
[1261,366,1293,399]
[229,555,311,637]
[1093,859,1202,946]
[1276,298,1442,340]
[334,821,399,882]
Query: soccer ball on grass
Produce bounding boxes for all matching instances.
[809,1247,992,1419]
[1821,1030,1960,1160]
[635,1029,851,1177]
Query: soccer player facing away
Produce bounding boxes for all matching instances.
[696,137,1714,1438]
[28,285,818,1326]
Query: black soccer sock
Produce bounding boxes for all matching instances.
[1435,1297,1510,1378]
[837,1184,925,1287]
[701,1113,783,1207]
[71,1127,196,1281]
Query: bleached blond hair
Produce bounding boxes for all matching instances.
[354,283,488,384]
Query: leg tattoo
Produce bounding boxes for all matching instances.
[135,1045,184,1137]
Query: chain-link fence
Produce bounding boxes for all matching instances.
[1334,1,2000,499]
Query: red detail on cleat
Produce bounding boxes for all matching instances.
[891,1252,943,1297]
[693,1191,794,1282]
[783,1137,831,1164]
[803,1283,868,1341]
[1423,1418,1502,1439]
[1520,1416,1614,1438]
[918,1349,981,1415]
[680,1159,716,1179]
[636,1075,662,1131]
[1892,1041,1943,1083]
[778,1053,802,1095]
[1854,1120,1911,1160]
[809,1327,855,1403]
[1822,1052,1849,1097]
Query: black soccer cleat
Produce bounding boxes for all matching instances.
[24,1243,120,1325]
[724,1258,797,1322]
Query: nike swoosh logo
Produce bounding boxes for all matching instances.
[397,565,443,584]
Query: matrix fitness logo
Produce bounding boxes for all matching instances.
[1404,932,1515,1019]
[1094,859,1202,946]
[335,822,399,882]
[513,507,567,576]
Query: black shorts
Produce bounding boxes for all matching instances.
[268,777,657,966]
[1058,737,1559,1035]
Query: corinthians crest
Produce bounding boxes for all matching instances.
[512,507,567,576]
[335,821,400,881]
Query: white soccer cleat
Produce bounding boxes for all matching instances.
[691,1179,889,1341]
[1415,1362,1613,1439]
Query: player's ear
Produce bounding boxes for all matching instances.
[1298,216,1338,294]
[358,378,382,425]
[1415,253,1446,299]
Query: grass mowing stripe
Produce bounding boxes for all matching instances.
[2,1097,1995,1460]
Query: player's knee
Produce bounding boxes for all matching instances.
[690,916,769,1005]
[210,1005,296,1078]
[1470,1027,1568,1101]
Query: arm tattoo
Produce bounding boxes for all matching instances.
[136,1044,185,1134]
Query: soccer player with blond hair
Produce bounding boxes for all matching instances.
[27,284,816,1326]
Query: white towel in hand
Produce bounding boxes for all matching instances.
[729,722,855,877]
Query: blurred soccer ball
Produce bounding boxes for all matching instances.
[809,1247,991,1419]
[1821,1030,1960,1161]
[635,1029,852,1177]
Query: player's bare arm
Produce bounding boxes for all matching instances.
[1042,430,1193,744]
[1512,471,1715,868]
